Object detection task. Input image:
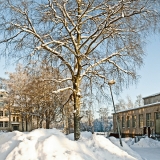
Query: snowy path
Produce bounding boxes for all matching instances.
[131,147,160,160]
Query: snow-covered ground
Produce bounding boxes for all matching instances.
[0,129,160,160]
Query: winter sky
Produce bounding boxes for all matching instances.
[0,34,160,103]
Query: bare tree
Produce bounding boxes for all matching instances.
[6,63,69,130]
[98,107,109,132]
[134,94,143,107]
[126,95,134,109]
[0,0,160,140]
[116,99,126,111]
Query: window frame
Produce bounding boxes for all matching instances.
[13,117,15,122]
[155,112,160,119]
[16,117,19,122]
[132,115,136,128]
[139,114,143,128]
[5,111,9,117]
[4,121,8,127]
[0,121,3,127]
[0,111,3,116]
[127,116,130,128]
[146,113,151,127]
[122,116,125,128]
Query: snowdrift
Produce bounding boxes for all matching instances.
[132,136,160,148]
[0,128,144,160]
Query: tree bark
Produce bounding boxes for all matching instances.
[73,77,81,140]
[25,115,28,131]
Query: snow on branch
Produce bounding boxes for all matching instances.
[52,87,73,94]
[81,52,120,80]
[107,59,132,75]
[43,78,72,83]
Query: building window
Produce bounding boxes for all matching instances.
[5,111,9,116]
[132,115,136,128]
[13,117,15,121]
[146,113,151,127]
[0,102,4,107]
[127,116,130,128]
[122,116,125,128]
[0,111,3,116]
[155,112,160,119]
[0,121,3,127]
[139,114,143,128]
[4,121,8,127]
[16,117,19,122]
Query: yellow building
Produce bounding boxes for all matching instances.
[0,89,33,131]
[113,93,160,137]
[0,89,10,131]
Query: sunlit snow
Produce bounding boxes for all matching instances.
[0,129,160,160]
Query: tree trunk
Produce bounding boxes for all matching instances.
[9,104,11,131]
[73,79,81,140]
[46,119,50,129]
[73,0,82,140]
[25,115,28,131]
[37,116,39,128]
[45,110,50,129]
[74,112,80,140]
[22,114,24,132]
[39,119,43,128]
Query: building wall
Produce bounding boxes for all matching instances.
[144,94,160,105]
[113,104,160,137]
[0,89,10,131]
[0,89,34,132]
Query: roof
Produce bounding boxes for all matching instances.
[112,101,160,114]
[143,92,160,99]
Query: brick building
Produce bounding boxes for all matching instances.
[113,93,160,137]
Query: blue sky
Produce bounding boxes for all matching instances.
[114,34,160,103]
[0,34,160,104]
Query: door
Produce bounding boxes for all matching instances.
[156,119,160,134]
[155,112,160,134]
[13,125,19,130]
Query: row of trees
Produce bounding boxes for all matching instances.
[3,64,111,133]
[0,0,160,140]
[5,63,71,131]
[116,95,143,111]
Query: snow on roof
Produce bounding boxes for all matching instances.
[143,92,160,99]
[113,101,160,114]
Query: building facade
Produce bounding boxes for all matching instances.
[0,89,33,131]
[113,93,160,137]
[0,89,10,131]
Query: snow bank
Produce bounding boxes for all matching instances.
[109,137,142,160]
[133,137,160,148]
[0,129,143,160]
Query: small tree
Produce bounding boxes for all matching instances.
[134,94,143,107]
[116,99,126,111]
[98,107,109,132]
[126,95,134,109]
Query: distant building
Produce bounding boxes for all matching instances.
[0,89,33,131]
[113,93,160,137]
[0,89,10,131]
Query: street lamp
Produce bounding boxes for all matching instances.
[108,80,123,147]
